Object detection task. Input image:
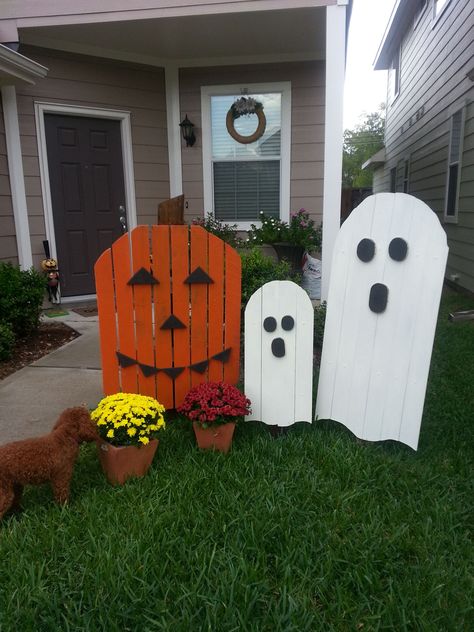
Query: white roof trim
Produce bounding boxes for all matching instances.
[362,147,385,170]
[0,43,48,85]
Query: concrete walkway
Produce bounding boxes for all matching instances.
[0,307,103,446]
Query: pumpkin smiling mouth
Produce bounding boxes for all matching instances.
[116,348,232,380]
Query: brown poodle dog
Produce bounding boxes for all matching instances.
[0,406,98,520]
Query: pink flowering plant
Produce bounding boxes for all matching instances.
[177,382,251,428]
[287,209,322,251]
[247,210,321,252]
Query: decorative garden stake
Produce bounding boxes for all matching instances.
[245,281,314,427]
[95,225,241,409]
[316,193,448,450]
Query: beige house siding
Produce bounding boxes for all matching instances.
[179,61,325,225]
[16,46,169,268]
[379,0,474,292]
[0,98,18,265]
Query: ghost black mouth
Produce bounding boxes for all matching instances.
[116,348,231,379]
[369,283,388,313]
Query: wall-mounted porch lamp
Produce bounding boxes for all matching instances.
[179,114,196,147]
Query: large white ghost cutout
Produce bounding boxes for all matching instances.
[245,281,314,426]
[316,193,448,450]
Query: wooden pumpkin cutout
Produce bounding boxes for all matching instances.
[316,193,448,450]
[95,225,241,409]
[245,281,314,426]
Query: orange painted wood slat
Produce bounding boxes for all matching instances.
[95,248,119,395]
[208,233,225,383]
[151,225,174,409]
[190,226,209,389]
[131,225,156,398]
[112,232,138,394]
[223,244,241,385]
[170,225,191,408]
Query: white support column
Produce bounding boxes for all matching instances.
[321,2,347,301]
[165,64,183,197]
[1,84,33,269]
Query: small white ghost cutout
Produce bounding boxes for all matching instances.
[316,193,448,450]
[245,280,314,426]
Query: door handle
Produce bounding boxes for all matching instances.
[119,205,127,233]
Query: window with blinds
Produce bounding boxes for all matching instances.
[445,108,464,220]
[211,93,281,222]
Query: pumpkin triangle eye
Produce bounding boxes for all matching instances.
[184,267,214,284]
[127,267,159,285]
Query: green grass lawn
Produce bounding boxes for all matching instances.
[1,289,473,631]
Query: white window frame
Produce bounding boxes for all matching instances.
[444,106,465,224]
[201,81,292,230]
[433,0,451,22]
[392,47,401,102]
[414,0,427,29]
[403,156,410,193]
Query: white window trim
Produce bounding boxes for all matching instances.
[34,102,138,266]
[444,106,465,224]
[403,156,410,193]
[201,81,291,230]
[414,0,427,29]
[433,0,451,24]
[392,47,401,102]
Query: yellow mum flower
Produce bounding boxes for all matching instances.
[127,427,137,437]
[139,436,149,445]
[107,429,114,438]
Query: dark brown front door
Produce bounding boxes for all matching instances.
[45,114,126,296]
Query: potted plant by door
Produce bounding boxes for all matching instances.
[91,392,166,485]
[177,382,251,453]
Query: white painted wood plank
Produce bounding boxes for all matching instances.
[328,194,379,432]
[244,287,262,422]
[261,282,297,427]
[245,281,313,426]
[293,284,314,423]
[316,192,448,450]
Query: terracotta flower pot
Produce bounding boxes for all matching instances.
[192,422,235,454]
[97,439,158,485]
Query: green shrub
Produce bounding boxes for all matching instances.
[192,213,242,247]
[0,321,15,361]
[240,247,297,308]
[0,263,45,338]
[314,301,327,348]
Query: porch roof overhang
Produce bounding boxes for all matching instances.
[6,3,332,67]
[0,43,48,86]
[374,0,419,70]
[362,148,385,171]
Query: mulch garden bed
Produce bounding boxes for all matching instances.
[0,322,79,381]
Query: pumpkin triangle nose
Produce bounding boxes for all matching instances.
[160,314,187,330]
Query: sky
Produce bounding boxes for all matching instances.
[343,0,396,130]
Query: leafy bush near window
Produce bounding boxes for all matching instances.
[192,214,242,248]
[240,247,298,308]
[0,263,45,338]
[0,322,15,361]
[247,210,322,252]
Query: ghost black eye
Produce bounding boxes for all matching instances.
[389,238,408,261]
[263,317,277,332]
[281,315,295,331]
[357,238,375,262]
